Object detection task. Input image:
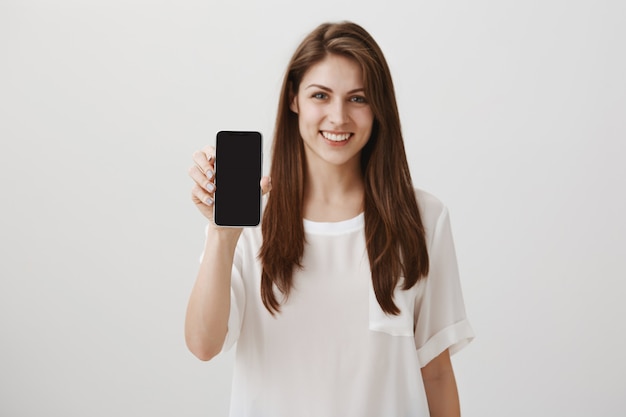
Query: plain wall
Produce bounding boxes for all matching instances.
[1,0,625,416]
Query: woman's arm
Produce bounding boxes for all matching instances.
[185,228,241,361]
[184,147,271,361]
[185,147,241,361]
[421,349,461,417]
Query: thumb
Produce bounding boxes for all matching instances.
[260,176,272,195]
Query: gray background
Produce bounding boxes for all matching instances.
[1,0,625,416]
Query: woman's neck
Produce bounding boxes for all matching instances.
[302,162,364,222]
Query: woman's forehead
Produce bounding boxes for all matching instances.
[299,54,364,92]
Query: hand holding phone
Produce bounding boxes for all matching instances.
[213,131,263,227]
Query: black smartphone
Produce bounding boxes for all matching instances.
[213,131,263,227]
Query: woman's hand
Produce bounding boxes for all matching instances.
[189,145,218,221]
[188,145,272,226]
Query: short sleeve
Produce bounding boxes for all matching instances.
[414,206,474,367]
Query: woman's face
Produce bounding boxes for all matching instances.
[291,54,374,172]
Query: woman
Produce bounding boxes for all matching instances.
[186,21,473,417]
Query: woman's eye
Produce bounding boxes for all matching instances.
[350,96,367,103]
[312,92,328,100]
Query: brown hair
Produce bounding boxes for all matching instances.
[259,21,429,315]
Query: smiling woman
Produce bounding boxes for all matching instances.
[290,54,374,171]
[186,21,474,417]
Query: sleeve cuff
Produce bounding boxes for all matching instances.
[416,319,474,367]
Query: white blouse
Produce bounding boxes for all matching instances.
[218,188,474,417]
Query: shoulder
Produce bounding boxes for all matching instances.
[413,187,447,223]
[413,187,452,245]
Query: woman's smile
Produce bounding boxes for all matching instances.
[320,131,353,144]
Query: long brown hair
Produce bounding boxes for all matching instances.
[259,21,429,315]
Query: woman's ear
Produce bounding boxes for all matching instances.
[288,81,299,114]
[289,94,299,114]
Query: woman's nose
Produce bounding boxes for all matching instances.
[328,99,348,125]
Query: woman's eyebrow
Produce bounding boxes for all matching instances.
[305,84,365,94]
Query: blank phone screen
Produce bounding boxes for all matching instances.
[214,131,262,227]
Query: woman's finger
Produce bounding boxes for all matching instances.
[188,164,216,193]
[192,148,215,180]
[191,183,214,207]
[260,176,272,195]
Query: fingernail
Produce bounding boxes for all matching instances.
[206,182,215,192]
[208,155,214,162]
[206,169,214,179]
[205,197,213,205]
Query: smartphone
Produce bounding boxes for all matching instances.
[213,131,263,227]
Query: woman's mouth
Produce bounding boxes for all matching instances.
[321,131,352,142]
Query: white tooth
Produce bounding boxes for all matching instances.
[323,132,350,141]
